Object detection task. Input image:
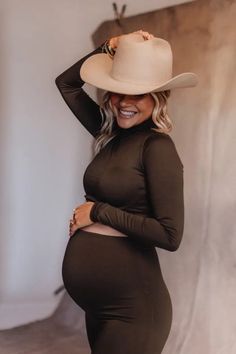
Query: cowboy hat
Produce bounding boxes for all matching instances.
[80,33,198,95]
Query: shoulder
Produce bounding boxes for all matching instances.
[142,131,183,168]
[143,131,176,153]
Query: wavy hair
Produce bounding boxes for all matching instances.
[93,90,172,155]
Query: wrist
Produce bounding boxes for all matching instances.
[108,38,116,49]
[90,201,103,222]
[103,39,116,58]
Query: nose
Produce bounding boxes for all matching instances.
[119,95,135,106]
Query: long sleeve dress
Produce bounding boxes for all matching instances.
[55,43,184,354]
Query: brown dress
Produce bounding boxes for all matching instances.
[55,43,184,354]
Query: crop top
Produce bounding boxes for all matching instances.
[55,43,184,251]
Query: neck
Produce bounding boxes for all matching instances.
[116,117,156,134]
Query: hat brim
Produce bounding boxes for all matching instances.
[80,53,198,95]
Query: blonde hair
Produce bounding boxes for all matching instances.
[93,90,172,155]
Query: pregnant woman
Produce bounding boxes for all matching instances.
[55,30,197,354]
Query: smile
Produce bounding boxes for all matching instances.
[119,109,138,118]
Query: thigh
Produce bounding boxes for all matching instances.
[85,310,171,354]
[83,244,172,354]
[85,311,104,349]
[91,319,147,354]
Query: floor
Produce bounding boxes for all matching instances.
[0,291,91,354]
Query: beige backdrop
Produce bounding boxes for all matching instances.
[1,1,235,353]
[93,1,236,353]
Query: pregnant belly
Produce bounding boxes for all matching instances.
[61,229,170,316]
[62,229,140,311]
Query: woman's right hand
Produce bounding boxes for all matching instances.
[109,30,154,50]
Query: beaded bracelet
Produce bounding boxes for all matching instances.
[102,39,116,58]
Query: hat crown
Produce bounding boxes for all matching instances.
[111,34,173,86]
[80,33,198,95]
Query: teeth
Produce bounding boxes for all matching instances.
[119,109,137,118]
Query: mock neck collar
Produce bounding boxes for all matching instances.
[116,117,156,135]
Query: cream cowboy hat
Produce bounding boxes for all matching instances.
[80,33,198,95]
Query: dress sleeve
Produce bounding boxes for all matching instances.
[55,43,105,137]
[90,134,185,251]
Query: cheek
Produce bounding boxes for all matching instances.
[109,97,118,116]
[147,104,155,116]
[139,103,154,117]
[110,95,120,107]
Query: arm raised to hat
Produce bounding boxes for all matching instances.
[89,133,184,251]
[54,31,153,137]
[55,44,105,137]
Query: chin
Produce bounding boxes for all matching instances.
[116,116,138,129]
[117,121,135,129]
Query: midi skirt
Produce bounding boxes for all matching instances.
[62,229,173,354]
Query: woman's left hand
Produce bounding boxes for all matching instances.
[109,30,154,50]
[69,201,94,237]
[133,30,154,40]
